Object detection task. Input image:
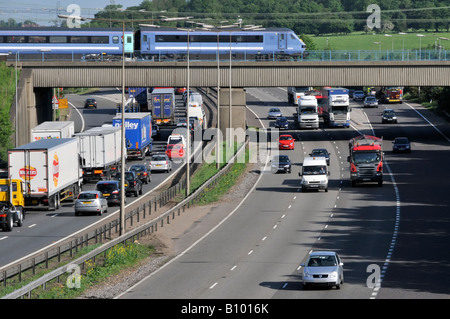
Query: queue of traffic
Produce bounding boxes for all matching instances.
[0,87,207,230]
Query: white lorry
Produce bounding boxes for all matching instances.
[31,121,75,141]
[75,126,123,182]
[298,96,319,129]
[288,87,312,105]
[8,138,83,210]
[299,157,329,192]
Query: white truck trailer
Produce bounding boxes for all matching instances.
[288,87,312,105]
[75,126,123,182]
[8,138,83,211]
[297,96,319,129]
[31,121,75,141]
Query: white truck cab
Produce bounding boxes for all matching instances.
[299,157,329,192]
[298,96,319,129]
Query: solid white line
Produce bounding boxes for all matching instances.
[68,101,85,133]
[116,94,272,299]
[404,102,450,144]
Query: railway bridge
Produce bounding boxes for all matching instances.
[8,60,450,146]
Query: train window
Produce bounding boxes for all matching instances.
[6,36,26,43]
[143,35,147,42]
[113,36,119,44]
[70,36,89,43]
[28,36,47,43]
[49,36,68,43]
[126,35,132,43]
[91,36,109,44]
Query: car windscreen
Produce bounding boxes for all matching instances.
[130,166,145,172]
[96,183,117,192]
[78,193,98,200]
[307,255,337,267]
[279,136,292,140]
[151,156,167,161]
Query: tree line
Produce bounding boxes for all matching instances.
[88,0,450,35]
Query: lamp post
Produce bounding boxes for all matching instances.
[417,34,425,59]
[398,32,406,51]
[384,34,393,51]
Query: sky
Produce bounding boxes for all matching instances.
[0,1,144,25]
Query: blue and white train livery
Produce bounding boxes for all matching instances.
[135,27,306,60]
[0,27,134,56]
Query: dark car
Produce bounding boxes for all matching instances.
[95,180,123,206]
[275,116,289,130]
[309,148,330,165]
[271,154,292,173]
[353,90,365,101]
[129,164,151,184]
[381,109,398,123]
[115,171,143,197]
[151,124,160,139]
[392,137,411,153]
[84,98,97,109]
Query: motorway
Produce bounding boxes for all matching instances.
[0,89,187,268]
[1,86,449,300]
[117,87,450,299]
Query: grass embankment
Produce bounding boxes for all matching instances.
[0,241,156,299]
[310,31,450,51]
[0,62,18,161]
[187,141,250,205]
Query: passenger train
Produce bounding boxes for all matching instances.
[0,27,306,60]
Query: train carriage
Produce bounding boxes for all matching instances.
[135,27,306,61]
[0,27,134,59]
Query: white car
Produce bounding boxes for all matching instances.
[149,153,172,173]
[301,251,344,289]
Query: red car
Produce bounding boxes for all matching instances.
[278,135,295,150]
[175,87,187,94]
[165,144,185,159]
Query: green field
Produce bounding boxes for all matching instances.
[310,31,450,51]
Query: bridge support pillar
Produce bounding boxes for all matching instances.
[218,88,246,142]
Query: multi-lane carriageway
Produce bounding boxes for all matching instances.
[118,88,450,300]
[1,87,450,300]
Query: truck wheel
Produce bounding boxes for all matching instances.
[4,214,13,231]
[16,208,23,227]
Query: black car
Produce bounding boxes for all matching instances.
[392,137,411,153]
[309,148,330,165]
[275,116,289,130]
[151,124,160,139]
[115,171,143,197]
[271,154,292,173]
[129,164,151,184]
[381,109,398,123]
[84,98,97,109]
[95,180,123,206]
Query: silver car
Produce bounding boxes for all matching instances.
[267,107,282,119]
[364,96,378,108]
[74,191,108,216]
[301,251,344,289]
[149,153,172,173]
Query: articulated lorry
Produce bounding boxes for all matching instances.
[0,178,25,231]
[31,121,75,141]
[75,126,123,182]
[322,87,351,127]
[348,135,384,187]
[8,138,83,211]
[112,112,152,160]
[149,88,175,125]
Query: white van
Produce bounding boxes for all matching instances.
[188,102,206,129]
[299,157,329,192]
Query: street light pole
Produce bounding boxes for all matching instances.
[120,21,126,236]
[186,30,190,197]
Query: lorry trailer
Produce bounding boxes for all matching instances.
[31,121,75,141]
[8,138,83,210]
[75,126,123,182]
[149,88,175,125]
[112,112,153,160]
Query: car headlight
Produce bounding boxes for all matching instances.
[301,179,308,185]
[303,271,311,278]
[329,271,337,279]
[321,180,327,184]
